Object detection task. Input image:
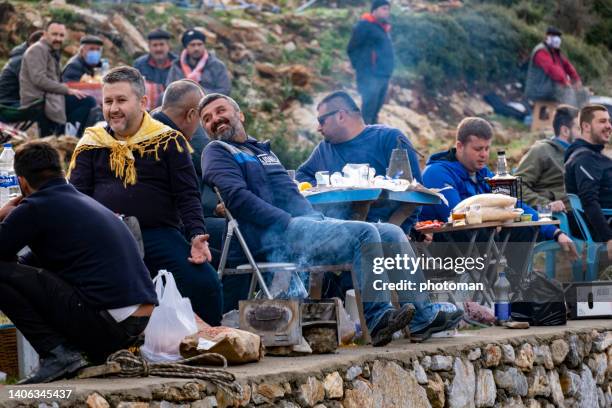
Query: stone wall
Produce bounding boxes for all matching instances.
[76,328,612,408]
[5,327,610,408]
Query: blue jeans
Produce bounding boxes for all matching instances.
[280,214,437,332]
[142,227,223,326]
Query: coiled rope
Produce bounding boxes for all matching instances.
[106,350,243,398]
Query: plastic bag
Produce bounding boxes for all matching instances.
[510,271,567,326]
[140,270,198,362]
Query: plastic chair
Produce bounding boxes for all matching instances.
[565,193,611,281]
[0,99,44,132]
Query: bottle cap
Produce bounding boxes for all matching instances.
[498,150,505,155]
[3,143,11,148]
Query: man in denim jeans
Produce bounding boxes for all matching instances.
[200,94,461,345]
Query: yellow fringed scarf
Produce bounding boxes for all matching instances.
[67,112,193,186]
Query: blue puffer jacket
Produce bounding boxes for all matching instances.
[421,148,555,239]
[201,137,316,263]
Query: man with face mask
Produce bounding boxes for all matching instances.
[165,29,231,96]
[62,35,104,82]
[68,66,223,326]
[134,29,177,87]
[525,27,584,106]
[515,105,579,211]
[20,21,96,137]
[347,0,394,125]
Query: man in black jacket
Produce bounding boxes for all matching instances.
[347,0,394,124]
[62,35,104,82]
[565,104,612,256]
[150,79,225,263]
[0,141,157,383]
[0,31,43,106]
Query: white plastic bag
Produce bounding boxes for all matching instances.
[140,270,197,362]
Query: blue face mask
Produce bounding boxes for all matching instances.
[85,50,102,66]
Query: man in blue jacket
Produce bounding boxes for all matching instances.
[347,0,394,124]
[422,117,576,278]
[296,90,421,234]
[0,141,157,383]
[200,93,462,345]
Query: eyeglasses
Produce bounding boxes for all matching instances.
[317,110,342,126]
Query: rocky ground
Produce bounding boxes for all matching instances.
[0,0,544,170]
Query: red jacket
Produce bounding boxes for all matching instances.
[533,47,580,86]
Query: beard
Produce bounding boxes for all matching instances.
[211,117,240,142]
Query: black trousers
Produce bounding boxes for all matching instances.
[0,262,148,362]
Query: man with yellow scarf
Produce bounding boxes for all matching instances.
[68,66,222,325]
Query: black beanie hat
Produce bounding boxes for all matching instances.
[546,26,562,36]
[371,0,390,11]
[181,29,206,48]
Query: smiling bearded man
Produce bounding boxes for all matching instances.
[68,66,223,326]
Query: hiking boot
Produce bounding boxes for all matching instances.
[370,304,415,347]
[18,344,88,384]
[411,308,464,342]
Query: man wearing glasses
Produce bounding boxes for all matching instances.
[296,90,423,234]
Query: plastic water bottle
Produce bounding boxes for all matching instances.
[494,257,511,323]
[101,58,110,76]
[0,144,19,206]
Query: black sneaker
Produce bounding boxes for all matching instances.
[411,308,464,342]
[18,345,88,384]
[370,304,415,347]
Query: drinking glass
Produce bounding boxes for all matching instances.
[315,171,330,187]
[537,204,552,220]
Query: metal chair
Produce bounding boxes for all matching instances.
[214,187,371,342]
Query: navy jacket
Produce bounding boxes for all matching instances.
[421,148,555,239]
[150,110,216,216]
[296,125,422,232]
[347,15,394,79]
[0,43,28,106]
[201,137,315,262]
[565,139,612,241]
[0,178,157,309]
[133,52,177,86]
[69,125,206,240]
[62,54,100,82]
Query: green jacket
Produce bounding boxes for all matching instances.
[515,138,569,208]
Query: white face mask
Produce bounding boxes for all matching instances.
[546,35,562,49]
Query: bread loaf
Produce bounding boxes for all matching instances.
[453,193,517,212]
